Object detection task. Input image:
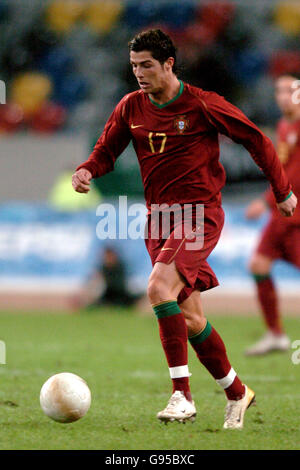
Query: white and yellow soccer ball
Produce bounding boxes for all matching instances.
[40,372,91,423]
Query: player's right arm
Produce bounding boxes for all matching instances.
[72,168,93,194]
[72,96,131,194]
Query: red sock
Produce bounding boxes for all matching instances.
[153,301,192,402]
[189,321,245,401]
[255,275,283,334]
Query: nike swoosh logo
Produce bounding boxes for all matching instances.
[161,247,174,251]
[131,124,143,129]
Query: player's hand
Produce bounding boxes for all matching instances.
[245,199,267,219]
[277,192,297,217]
[72,169,92,193]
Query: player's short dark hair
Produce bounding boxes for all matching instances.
[276,72,300,82]
[128,29,177,74]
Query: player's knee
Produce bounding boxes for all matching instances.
[147,277,172,305]
[248,255,270,275]
[248,257,258,273]
[182,308,206,336]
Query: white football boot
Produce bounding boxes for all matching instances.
[157,391,196,424]
[245,331,291,356]
[223,385,256,430]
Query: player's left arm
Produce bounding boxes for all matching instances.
[276,191,297,217]
[200,92,297,217]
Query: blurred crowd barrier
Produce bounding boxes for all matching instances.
[0,201,299,311]
[0,131,274,203]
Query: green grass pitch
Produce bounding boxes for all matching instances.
[0,308,299,450]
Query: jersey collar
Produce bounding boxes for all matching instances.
[148,80,184,109]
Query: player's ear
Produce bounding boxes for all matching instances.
[165,57,174,72]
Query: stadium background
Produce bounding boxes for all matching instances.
[0,0,300,313]
[1,0,300,452]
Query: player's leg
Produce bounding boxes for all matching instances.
[249,252,280,333]
[147,260,196,422]
[146,203,224,422]
[246,252,290,355]
[180,290,247,401]
[179,290,255,429]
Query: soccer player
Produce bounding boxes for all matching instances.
[72,30,297,429]
[245,73,300,356]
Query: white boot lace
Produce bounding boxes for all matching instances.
[165,391,184,411]
[224,401,242,426]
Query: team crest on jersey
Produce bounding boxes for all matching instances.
[287,131,298,147]
[174,115,189,134]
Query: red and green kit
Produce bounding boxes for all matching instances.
[257,116,300,268]
[78,81,292,296]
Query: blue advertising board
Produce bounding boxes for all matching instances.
[0,202,299,294]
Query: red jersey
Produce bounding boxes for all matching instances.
[78,81,291,210]
[264,117,300,223]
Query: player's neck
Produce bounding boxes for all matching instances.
[283,109,300,123]
[149,76,181,106]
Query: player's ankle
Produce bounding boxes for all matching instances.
[269,328,284,336]
[225,384,246,401]
[173,388,193,402]
[184,390,193,402]
[224,378,245,401]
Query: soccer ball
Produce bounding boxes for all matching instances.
[40,372,91,423]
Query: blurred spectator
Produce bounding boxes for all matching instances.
[88,247,142,308]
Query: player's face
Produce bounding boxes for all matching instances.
[130,50,173,94]
[275,76,299,117]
